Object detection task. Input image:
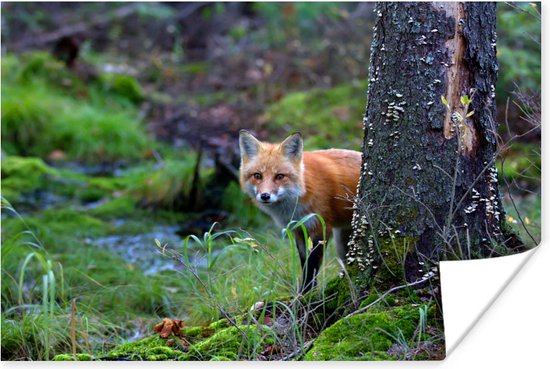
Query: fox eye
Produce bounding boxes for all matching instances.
[275,173,285,181]
[253,173,262,180]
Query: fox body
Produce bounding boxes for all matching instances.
[239,130,362,291]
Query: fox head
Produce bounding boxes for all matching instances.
[239,130,305,206]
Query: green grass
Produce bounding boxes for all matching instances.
[498,142,541,247]
[0,48,539,361]
[1,52,151,163]
[1,146,539,360]
[1,200,181,359]
[499,142,541,190]
[0,184,346,360]
[129,156,210,210]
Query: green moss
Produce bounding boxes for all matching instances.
[52,353,93,361]
[100,324,274,361]
[305,306,422,361]
[500,142,540,188]
[88,196,138,219]
[40,208,110,238]
[129,157,212,210]
[1,52,151,163]
[87,174,134,193]
[2,208,108,240]
[0,87,54,156]
[187,325,275,361]
[370,236,418,290]
[12,52,87,93]
[99,73,144,104]
[0,156,132,205]
[179,319,229,339]
[318,276,354,316]
[357,293,395,312]
[181,326,208,338]
[76,354,93,361]
[1,156,56,202]
[208,318,230,330]
[103,336,187,361]
[79,187,107,203]
[2,85,150,163]
[264,81,367,151]
[52,354,74,361]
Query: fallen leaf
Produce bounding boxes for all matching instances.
[261,344,282,356]
[153,318,186,338]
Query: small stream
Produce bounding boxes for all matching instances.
[89,222,221,275]
[91,224,184,275]
[9,160,222,276]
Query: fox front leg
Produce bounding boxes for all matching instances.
[295,225,331,293]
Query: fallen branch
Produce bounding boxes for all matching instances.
[13,5,140,50]
[12,3,210,51]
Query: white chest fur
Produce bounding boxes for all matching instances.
[259,197,311,229]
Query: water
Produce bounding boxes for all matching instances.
[91,224,218,275]
[91,225,183,275]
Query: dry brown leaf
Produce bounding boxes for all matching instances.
[153,318,186,338]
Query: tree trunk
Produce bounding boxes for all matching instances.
[346,2,523,291]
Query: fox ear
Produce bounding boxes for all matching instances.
[280,132,303,161]
[239,130,261,159]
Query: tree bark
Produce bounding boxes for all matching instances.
[346,2,523,291]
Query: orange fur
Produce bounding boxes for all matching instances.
[239,130,361,291]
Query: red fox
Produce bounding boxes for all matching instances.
[239,130,362,292]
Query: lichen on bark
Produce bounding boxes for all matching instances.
[346,2,521,293]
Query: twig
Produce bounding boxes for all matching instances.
[281,340,314,361]
[500,164,537,246]
[70,299,77,359]
[504,2,541,21]
[344,276,433,320]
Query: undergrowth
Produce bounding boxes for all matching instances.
[264,80,367,151]
[1,52,150,163]
[0,44,538,361]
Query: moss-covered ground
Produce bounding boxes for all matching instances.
[304,304,439,361]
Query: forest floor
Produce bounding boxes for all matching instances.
[1,3,540,361]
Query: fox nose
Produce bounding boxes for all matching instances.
[260,193,271,201]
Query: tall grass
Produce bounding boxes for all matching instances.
[130,157,208,210]
[152,213,341,358]
[1,198,65,360]
[1,199,137,360]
